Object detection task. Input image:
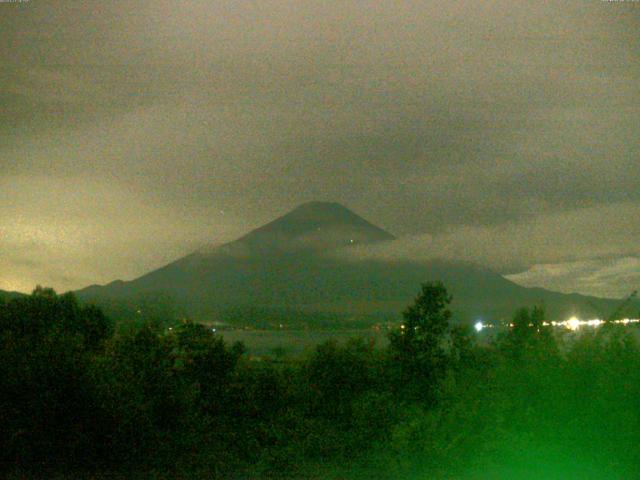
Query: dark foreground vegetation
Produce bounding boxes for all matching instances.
[2,285,640,479]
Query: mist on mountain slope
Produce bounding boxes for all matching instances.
[75,202,639,326]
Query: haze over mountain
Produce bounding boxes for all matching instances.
[77,202,638,326]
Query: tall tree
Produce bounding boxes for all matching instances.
[388,281,453,401]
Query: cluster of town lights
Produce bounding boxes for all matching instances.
[474,316,640,333]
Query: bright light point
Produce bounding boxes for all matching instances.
[474,321,484,332]
[566,317,580,331]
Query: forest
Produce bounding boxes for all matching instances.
[2,284,640,479]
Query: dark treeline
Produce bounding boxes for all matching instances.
[2,284,640,479]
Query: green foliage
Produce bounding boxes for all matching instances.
[0,286,112,347]
[304,338,382,421]
[388,281,454,401]
[499,305,558,362]
[3,285,640,479]
[0,287,114,470]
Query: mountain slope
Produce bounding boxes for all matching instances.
[211,201,395,256]
[76,202,639,326]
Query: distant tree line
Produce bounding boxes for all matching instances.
[1,283,640,479]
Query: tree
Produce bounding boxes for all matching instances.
[305,337,380,421]
[0,287,112,469]
[388,282,453,401]
[500,305,556,361]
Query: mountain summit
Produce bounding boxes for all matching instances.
[214,201,394,255]
[76,201,637,326]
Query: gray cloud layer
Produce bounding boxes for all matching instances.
[506,256,640,300]
[1,1,638,295]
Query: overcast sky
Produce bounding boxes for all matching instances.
[1,1,638,297]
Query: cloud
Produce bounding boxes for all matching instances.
[0,174,249,292]
[338,201,640,273]
[0,1,638,294]
[506,257,640,299]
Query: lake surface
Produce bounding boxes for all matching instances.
[218,328,389,356]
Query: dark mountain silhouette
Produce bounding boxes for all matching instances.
[76,202,639,326]
[207,201,395,258]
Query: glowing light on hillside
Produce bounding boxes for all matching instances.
[474,321,484,332]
